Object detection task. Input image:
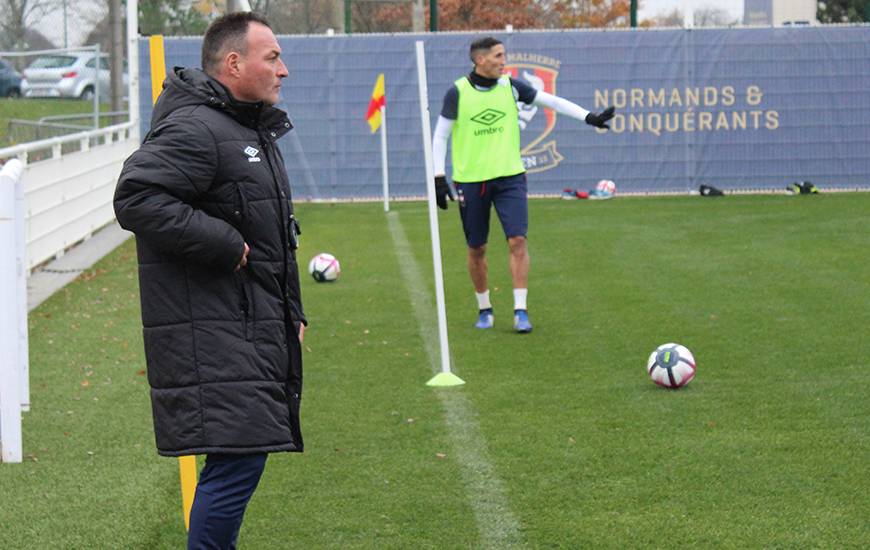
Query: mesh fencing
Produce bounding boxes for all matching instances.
[2,0,127,147]
[143,26,870,199]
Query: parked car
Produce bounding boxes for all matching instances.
[0,59,22,97]
[21,52,127,100]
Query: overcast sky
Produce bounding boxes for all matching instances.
[639,0,745,20]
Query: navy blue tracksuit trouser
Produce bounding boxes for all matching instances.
[187,453,268,550]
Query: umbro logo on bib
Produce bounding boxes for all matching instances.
[244,146,261,162]
[470,108,506,126]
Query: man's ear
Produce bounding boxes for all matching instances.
[225,51,242,78]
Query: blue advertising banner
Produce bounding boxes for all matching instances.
[141,26,870,198]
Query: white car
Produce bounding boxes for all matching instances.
[21,52,127,100]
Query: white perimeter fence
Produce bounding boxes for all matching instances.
[0,122,138,463]
[0,159,26,463]
[1,0,140,463]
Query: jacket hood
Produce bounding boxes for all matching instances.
[151,66,292,139]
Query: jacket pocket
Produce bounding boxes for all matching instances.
[235,270,254,341]
[287,214,301,250]
[234,182,250,225]
[287,338,303,449]
[288,391,303,450]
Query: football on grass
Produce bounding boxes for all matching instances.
[308,253,340,282]
[647,343,696,388]
[596,179,616,194]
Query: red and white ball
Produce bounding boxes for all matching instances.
[596,179,616,195]
[308,253,340,282]
[647,343,696,388]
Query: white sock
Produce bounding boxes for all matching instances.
[476,290,492,310]
[513,288,528,311]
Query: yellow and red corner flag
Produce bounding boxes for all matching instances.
[365,73,386,133]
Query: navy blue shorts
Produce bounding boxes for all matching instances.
[455,173,528,248]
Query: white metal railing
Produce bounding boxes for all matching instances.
[0,0,140,466]
[0,159,26,463]
[0,121,135,165]
[0,121,139,271]
[1,123,139,463]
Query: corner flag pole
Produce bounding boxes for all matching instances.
[415,41,464,387]
[380,102,390,212]
[148,34,198,531]
[366,74,389,211]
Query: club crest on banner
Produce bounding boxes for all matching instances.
[505,55,563,173]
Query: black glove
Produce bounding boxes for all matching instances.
[434,175,454,210]
[585,106,615,129]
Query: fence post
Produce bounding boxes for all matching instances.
[14,161,29,411]
[93,43,101,130]
[0,159,24,463]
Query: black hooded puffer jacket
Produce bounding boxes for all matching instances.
[114,67,305,456]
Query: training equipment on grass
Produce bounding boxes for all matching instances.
[149,34,196,529]
[787,181,819,195]
[647,343,696,388]
[416,40,464,388]
[308,253,341,282]
[596,179,616,194]
[699,183,725,196]
[588,179,615,200]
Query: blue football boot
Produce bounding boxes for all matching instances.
[513,309,533,333]
[475,308,494,329]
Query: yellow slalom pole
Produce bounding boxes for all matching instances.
[148,34,198,531]
[148,35,167,104]
[178,455,197,530]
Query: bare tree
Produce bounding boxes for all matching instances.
[694,6,738,27]
[647,8,683,27]
[250,0,337,34]
[557,0,633,28]
[249,0,273,13]
[0,0,58,50]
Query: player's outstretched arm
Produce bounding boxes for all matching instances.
[532,91,615,130]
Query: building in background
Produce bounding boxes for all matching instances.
[744,0,818,26]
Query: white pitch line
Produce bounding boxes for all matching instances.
[386,211,524,548]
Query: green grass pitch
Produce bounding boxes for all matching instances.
[1,193,867,548]
[0,98,116,146]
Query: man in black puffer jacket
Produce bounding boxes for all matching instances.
[114,12,304,549]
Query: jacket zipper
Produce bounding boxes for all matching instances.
[238,270,253,341]
[259,132,303,401]
[259,134,292,297]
